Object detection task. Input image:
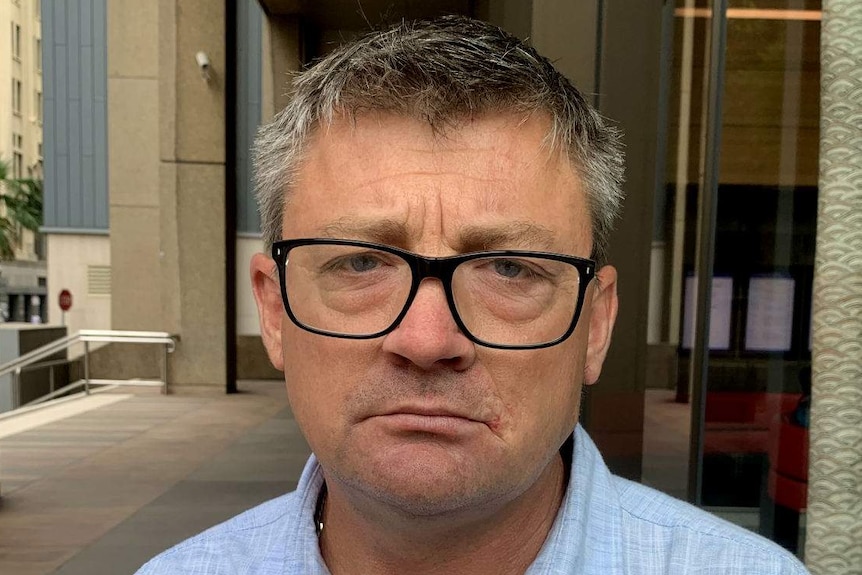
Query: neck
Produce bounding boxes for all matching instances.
[319,454,566,575]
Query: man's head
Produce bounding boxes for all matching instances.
[251,16,622,523]
[254,15,624,265]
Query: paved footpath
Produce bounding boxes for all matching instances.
[0,381,310,575]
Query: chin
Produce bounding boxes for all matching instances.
[335,440,525,518]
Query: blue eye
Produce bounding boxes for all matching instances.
[348,255,381,272]
[493,259,529,279]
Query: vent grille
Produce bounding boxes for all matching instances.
[87,265,111,296]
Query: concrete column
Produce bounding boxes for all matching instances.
[108,0,162,331]
[105,0,227,387]
[158,0,227,387]
[262,15,302,119]
[806,1,862,571]
[531,0,599,97]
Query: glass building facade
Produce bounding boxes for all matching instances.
[643,0,820,557]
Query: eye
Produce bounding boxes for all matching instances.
[492,259,532,279]
[346,254,382,273]
[319,250,397,276]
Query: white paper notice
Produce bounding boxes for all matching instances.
[682,276,733,350]
[745,276,795,352]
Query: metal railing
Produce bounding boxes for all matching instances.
[0,330,176,410]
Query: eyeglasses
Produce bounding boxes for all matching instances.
[271,238,596,350]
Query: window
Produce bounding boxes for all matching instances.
[12,133,23,178]
[35,0,41,20]
[11,24,21,60]
[12,79,22,115]
[35,38,42,72]
[12,152,23,179]
[35,90,42,123]
[35,142,43,178]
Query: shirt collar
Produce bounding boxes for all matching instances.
[527,425,625,575]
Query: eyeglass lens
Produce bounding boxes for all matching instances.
[283,243,582,347]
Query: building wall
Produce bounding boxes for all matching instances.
[39,0,110,338]
[41,0,108,233]
[237,0,263,235]
[107,0,161,331]
[45,233,110,336]
[1,0,43,261]
[0,258,47,322]
[41,0,234,387]
[237,236,262,336]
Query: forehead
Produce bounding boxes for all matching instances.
[285,112,592,254]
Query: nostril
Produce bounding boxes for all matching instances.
[380,293,476,371]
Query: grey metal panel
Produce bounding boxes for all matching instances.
[42,0,108,231]
[82,155,94,224]
[42,0,56,226]
[93,1,107,228]
[81,46,94,153]
[69,109,83,224]
[39,227,108,235]
[56,155,69,221]
[80,0,92,45]
[93,106,107,226]
[68,3,81,99]
[93,4,106,102]
[54,1,66,44]
[68,1,83,227]
[54,8,67,151]
[236,0,263,234]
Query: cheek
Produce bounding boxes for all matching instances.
[488,341,585,444]
[281,325,369,447]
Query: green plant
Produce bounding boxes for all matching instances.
[0,160,43,260]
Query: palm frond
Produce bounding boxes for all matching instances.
[0,159,43,259]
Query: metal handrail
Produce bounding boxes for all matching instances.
[0,330,176,410]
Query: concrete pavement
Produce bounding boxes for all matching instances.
[0,381,310,575]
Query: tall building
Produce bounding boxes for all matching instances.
[0,0,44,322]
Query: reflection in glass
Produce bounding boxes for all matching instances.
[643,0,819,559]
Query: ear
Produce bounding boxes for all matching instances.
[250,252,285,371]
[583,265,619,386]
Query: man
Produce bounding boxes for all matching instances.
[138,16,808,575]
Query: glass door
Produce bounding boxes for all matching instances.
[644,0,819,559]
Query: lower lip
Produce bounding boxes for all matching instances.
[372,413,480,435]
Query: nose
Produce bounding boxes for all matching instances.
[381,279,476,371]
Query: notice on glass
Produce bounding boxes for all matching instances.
[682,276,733,350]
[745,276,795,352]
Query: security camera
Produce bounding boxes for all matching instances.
[195,51,210,70]
[195,51,212,83]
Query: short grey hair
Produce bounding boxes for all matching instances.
[254,15,624,264]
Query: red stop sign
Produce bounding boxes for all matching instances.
[58,289,73,312]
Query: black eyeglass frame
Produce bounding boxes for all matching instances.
[271,238,596,350]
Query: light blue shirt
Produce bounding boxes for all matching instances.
[136,426,809,574]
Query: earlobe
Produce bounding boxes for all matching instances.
[583,265,619,386]
[250,253,285,371]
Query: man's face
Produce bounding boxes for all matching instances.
[252,112,617,517]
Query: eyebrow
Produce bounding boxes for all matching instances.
[319,217,409,246]
[458,222,557,252]
[317,217,557,252]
